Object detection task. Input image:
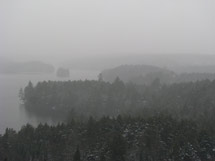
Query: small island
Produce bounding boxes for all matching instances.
[56,67,70,78]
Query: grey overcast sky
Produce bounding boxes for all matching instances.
[1,0,215,62]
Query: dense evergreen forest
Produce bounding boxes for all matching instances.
[1,115,215,161]
[20,78,215,122]
[2,77,215,160]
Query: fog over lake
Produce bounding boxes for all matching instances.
[0,70,98,134]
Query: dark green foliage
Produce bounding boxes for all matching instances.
[73,146,81,161]
[13,79,215,160]
[0,116,215,161]
[20,79,215,122]
[109,132,126,161]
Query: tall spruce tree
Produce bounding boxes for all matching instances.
[73,146,81,161]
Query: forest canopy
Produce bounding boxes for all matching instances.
[20,78,215,123]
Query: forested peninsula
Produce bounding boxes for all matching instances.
[1,78,215,161]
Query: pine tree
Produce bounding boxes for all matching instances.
[73,146,81,161]
[109,132,127,161]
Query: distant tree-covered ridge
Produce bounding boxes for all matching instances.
[1,115,215,161]
[100,64,215,85]
[0,61,54,74]
[100,64,175,84]
[20,78,215,122]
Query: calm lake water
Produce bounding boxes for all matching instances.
[0,70,99,134]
